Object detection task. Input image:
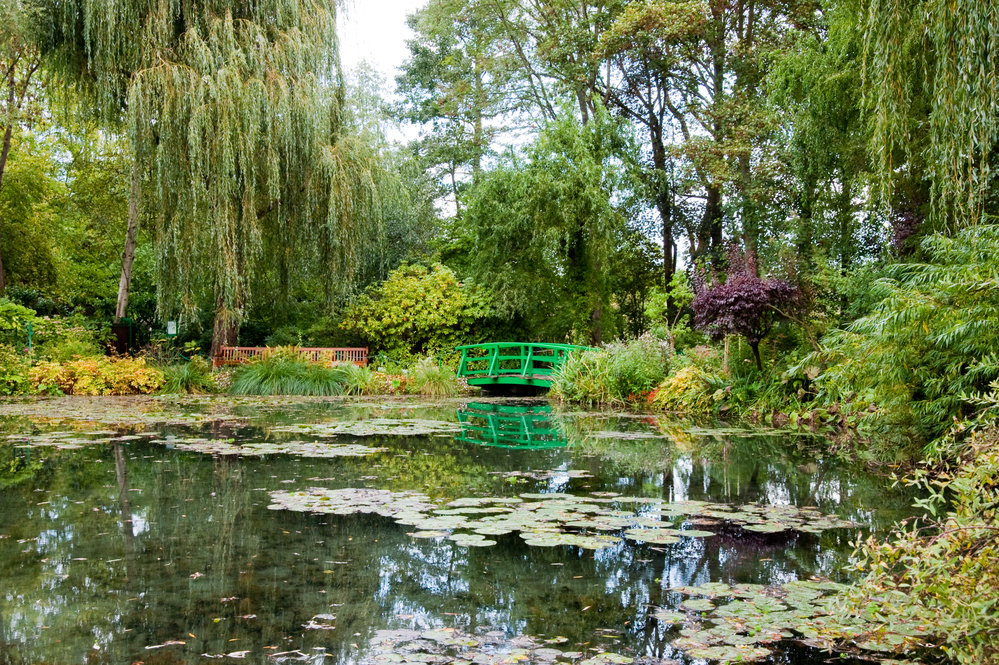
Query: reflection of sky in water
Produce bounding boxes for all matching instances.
[0,399,920,664]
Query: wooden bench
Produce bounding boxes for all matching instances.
[213,346,368,368]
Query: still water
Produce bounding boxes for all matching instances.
[0,397,919,665]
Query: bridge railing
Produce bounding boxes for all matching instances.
[214,346,368,368]
[454,342,590,382]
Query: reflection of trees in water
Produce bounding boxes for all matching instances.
[0,408,920,664]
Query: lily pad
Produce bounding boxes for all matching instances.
[623,529,680,545]
[682,598,716,612]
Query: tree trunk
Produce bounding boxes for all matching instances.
[649,125,676,289]
[0,123,14,293]
[796,173,817,271]
[696,184,724,262]
[750,340,762,371]
[115,162,142,321]
[450,165,461,221]
[210,292,242,360]
[472,65,485,181]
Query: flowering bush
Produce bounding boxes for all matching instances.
[29,357,164,395]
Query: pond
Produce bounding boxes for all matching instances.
[0,396,924,665]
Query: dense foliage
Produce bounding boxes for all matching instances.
[550,336,669,405]
[339,263,499,363]
[802,225,999,452]
[847,428,999,664]
[29,356,163,395]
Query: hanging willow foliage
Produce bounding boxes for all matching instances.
[861,0,999,228]
[34,0,381,327]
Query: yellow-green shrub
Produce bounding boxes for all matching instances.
[29,357,164,395]
[650,365,718,413]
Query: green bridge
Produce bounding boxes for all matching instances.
[454,342,590,389]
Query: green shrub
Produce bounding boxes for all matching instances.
[0,344,31,395]
[798,225,999,450]
[0,298,37,348]
[228,352,346,396]
[28,357,164,395]
[410,356,460,397]
[160,357,217,394]
[339,263,500,362]
[44,333,104,362]
[550,336,669,404]
[265,325,303,347]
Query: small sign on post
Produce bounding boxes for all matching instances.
[166,321,178,337]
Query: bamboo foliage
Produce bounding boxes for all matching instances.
[36,0,381,323]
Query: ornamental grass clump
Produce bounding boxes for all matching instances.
[159,357,218,394]
[410,356,460,397]
[228,351,346,396]
[549,348,613,405]
[339,363,378,395]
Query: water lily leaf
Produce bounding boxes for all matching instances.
[742,523,790,534]
[652,611,686,624]
[624,529,680,545]
[682,599,716,612]
[678,529,716,538]
[685,645,771,662]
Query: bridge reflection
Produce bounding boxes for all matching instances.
[455,402,567,449]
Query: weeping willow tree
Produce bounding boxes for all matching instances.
[861,0,999,229]
[35,0,382,353]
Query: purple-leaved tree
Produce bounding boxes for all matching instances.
[692,248,799,371]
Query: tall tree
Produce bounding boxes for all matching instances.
[467,108,637,344]
[36,0,382,354]
[767,1,872,272]
[397,0,521,216]
[0,0,42,292]
[599,0,819,264]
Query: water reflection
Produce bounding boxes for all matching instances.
[0,399,920,665]
[456,403,566,449]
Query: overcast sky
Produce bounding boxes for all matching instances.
[339,0,427,86]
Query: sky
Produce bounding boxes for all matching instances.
[338,0,427,85]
